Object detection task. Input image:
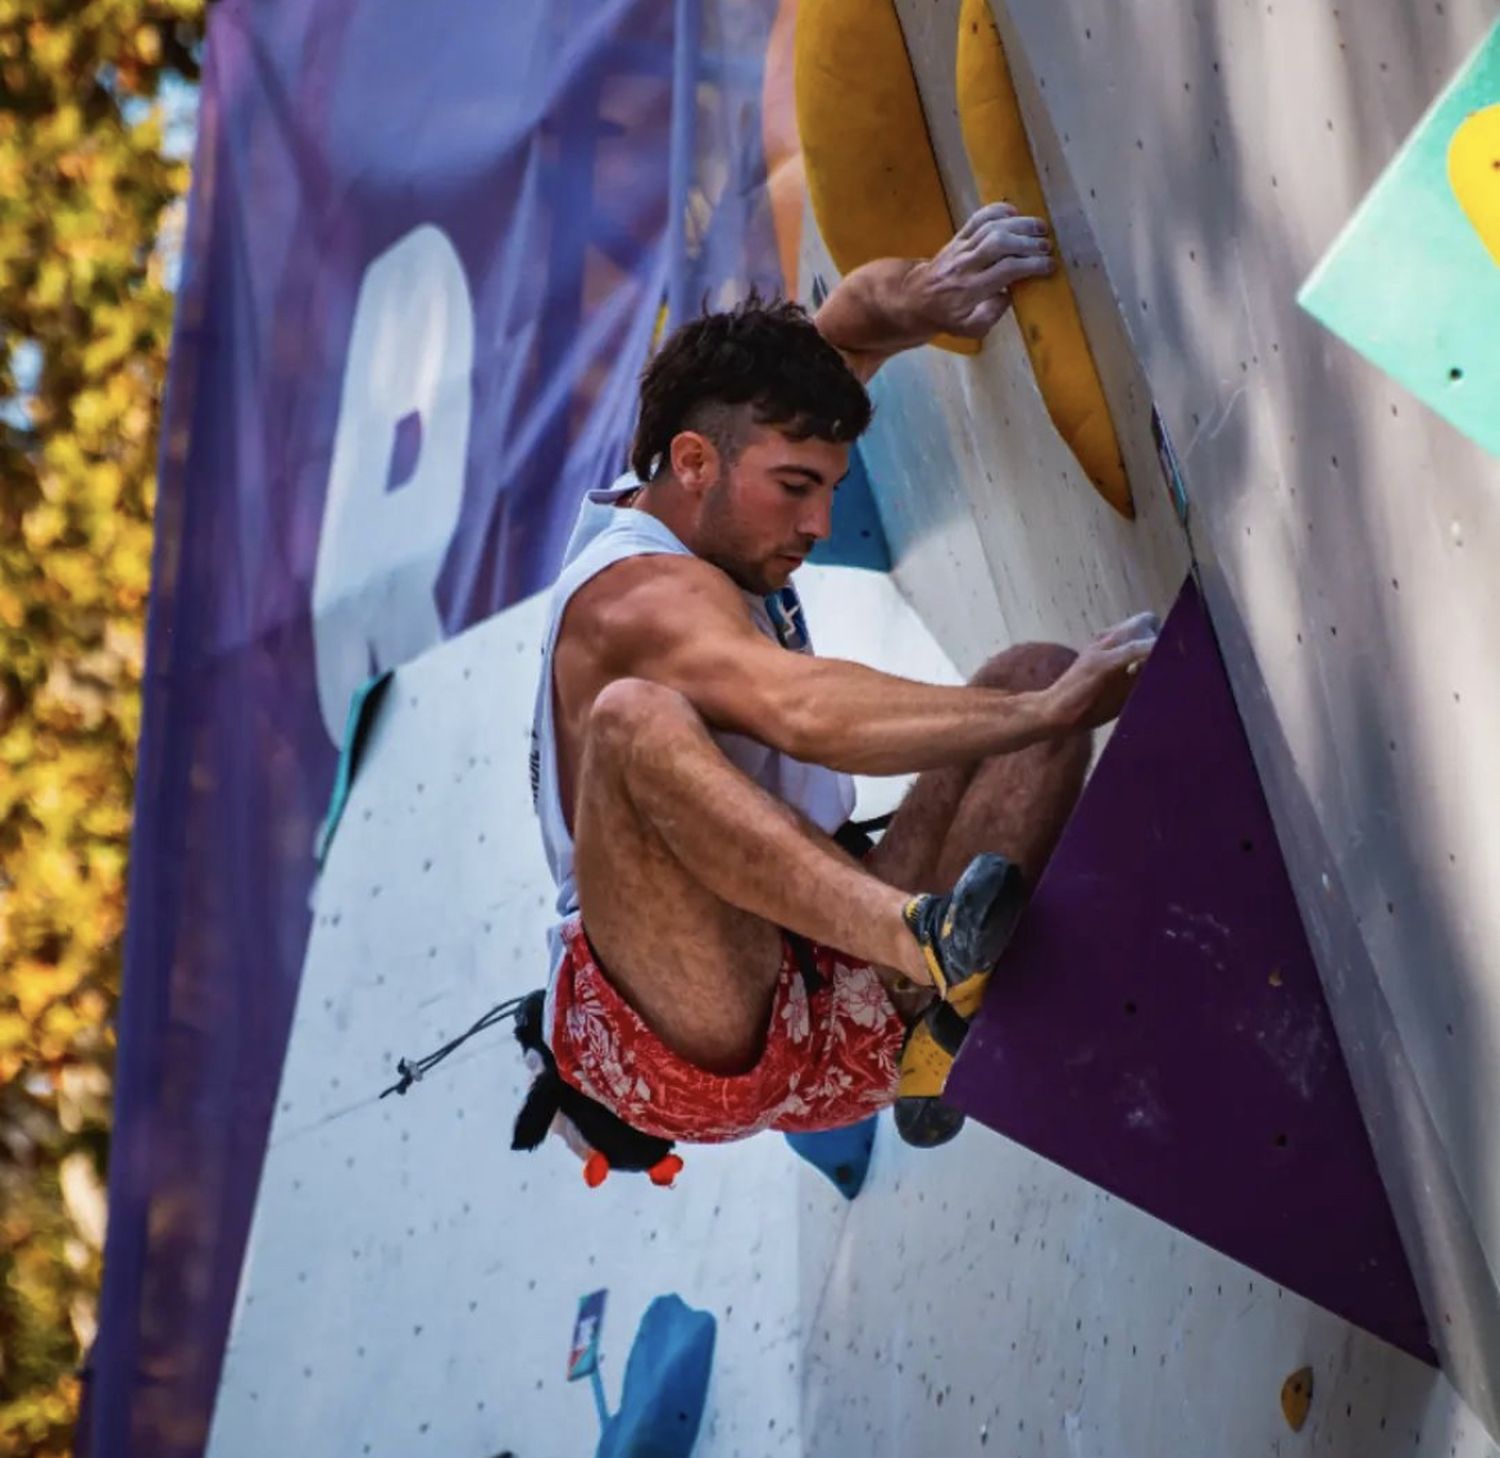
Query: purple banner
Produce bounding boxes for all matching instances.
[88,1,788,1452]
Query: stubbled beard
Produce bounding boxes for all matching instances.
[697,484,780,593]
[701,548,777,595]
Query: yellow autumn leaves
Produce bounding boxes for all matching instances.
[0,3,203,1452]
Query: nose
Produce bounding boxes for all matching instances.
[799,494,833,543]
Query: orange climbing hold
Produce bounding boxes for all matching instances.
[1279,1366,1314,1431]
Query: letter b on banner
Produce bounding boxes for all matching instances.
[313,225,474,742]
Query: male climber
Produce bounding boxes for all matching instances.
[528,203,1158,1155]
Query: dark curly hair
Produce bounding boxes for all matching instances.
[630,296,873,480]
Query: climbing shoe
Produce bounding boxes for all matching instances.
[894,1001,973,1147]
[894,853,1027,1149]
[901,852,1026,1013]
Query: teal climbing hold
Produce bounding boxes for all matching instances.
[314,670,393,867]
[1300,17,1500,459]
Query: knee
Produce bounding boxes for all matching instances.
[1016,642,1079,688]
[970,642,1077,692]
[587,678,697,756]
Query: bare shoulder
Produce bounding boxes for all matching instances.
[566,552,748,644]
[557,551,805,732]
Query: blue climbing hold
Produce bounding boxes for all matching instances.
[808,445,891,573]
[595,1295,716,1458]
[785,1115,878,1200]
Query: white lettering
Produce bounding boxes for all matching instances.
[312,225,474,742]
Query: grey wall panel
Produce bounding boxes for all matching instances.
[1205,580,1500,1428]
[882,0,1500,1430]
[805,1130,1496,1458]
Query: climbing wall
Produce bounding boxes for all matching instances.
[798,0,1500,1436]
[206,557,1500,1458]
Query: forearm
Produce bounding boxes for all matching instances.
[771,657,1059,775]
[605,559,1066,771]
[813,259,936,377]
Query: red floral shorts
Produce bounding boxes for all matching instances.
[547,915,907,1143]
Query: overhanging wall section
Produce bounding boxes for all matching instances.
[874,0,1500,1426]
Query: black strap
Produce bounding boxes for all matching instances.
[788,933,823,997]
[833,811,893,861]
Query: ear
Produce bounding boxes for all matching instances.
[668,430,719,495]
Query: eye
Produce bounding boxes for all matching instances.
[781,480,811,499]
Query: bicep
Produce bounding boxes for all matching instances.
[661,630,807,742]
[593,561,812,743]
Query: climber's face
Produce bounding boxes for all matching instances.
[677,420,847,594]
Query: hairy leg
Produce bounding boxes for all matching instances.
[867,642,1090,891]
[860,760,978,896]
[863,644,1092,1015]
[930,643,1092,888]
[572,679,929,1075]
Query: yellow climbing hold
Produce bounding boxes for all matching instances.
[955,0,1134,518]
[794,0,978,355]
[1280,1366,1314,1432]
[1449,103,1500,267]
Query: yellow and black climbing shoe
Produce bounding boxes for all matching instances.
[894,1000,973,1147]
[894,854,1025,1149]
[901,852,1026,1010]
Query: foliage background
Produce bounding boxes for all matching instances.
[0,2,204,1452]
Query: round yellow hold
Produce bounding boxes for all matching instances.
[1280,1366,1314,1432]
[1448,103,1500,268]
[955,0,1133,518]
[794,0,978,355]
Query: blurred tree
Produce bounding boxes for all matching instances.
[0,3,204,1452]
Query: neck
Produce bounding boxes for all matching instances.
[633,476,699,549]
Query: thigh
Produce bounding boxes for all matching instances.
[572,723,784,1077]
[930,729,1090,889]
[861,643,1059,893]
[867,641,1089,894]
[863,763,974,894]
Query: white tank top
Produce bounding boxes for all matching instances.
[531,473,856,974]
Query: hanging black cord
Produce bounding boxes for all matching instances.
[379,993,529,1099]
